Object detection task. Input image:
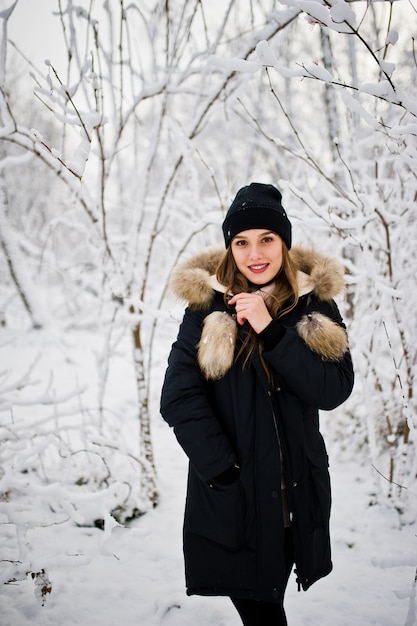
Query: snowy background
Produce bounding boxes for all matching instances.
[1,1,417,624]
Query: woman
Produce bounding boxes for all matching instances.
[160,182,354,625]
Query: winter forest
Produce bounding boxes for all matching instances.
[0,0,416,624]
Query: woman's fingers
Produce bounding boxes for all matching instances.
[229,293,272,333]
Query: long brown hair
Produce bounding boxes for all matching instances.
[216,243,299,380]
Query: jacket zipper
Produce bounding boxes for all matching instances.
[271,406,291,525]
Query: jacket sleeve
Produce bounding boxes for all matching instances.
[160,307,238,481]
[263,301,354,410]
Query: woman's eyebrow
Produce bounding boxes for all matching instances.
[234,230,275,240]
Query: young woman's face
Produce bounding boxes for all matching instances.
[231,229,283,285]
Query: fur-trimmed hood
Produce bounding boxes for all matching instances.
[169,246,349,379]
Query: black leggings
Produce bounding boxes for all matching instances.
[231,597,288,626]
[230,528,294,626]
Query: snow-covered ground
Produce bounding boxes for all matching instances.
[2,426,416,626]
[1,327,416,625]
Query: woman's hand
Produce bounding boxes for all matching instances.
[228,292,272,334]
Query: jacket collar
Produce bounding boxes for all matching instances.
[207,270,313,298]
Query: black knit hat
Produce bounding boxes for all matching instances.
[222,182,292,249]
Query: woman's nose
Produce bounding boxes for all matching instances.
[248,245,261,259]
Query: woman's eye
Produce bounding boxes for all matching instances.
[262,237,273,243]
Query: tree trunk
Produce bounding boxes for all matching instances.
[0,183,46,329]
[130,306,159,508]
[319,27,339,163]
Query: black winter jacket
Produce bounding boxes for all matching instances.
[160,246,354,601]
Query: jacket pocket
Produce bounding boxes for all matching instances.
[185,475,246,551]
[305,447,331,527]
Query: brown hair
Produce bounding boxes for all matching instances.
[216,243,299,381]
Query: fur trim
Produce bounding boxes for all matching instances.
[197,311,238,380]
[289,248,346,301]
[169,246,346,308]
[296,313,349,361]
[169,249,224,310]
